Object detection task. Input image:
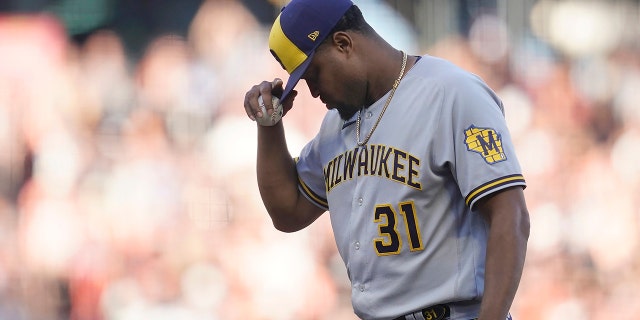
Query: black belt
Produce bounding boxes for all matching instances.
[393,304,450,320]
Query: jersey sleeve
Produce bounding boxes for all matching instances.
[295,134,329,211]
[433,71,526,210]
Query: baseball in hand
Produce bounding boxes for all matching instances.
[256,95,283,126]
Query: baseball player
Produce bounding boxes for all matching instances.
[243,0,530,319]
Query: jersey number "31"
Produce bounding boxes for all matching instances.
[373,201,425,255]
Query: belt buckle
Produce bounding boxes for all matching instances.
[421,304,449,320]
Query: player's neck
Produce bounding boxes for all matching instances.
[365,50,413,106]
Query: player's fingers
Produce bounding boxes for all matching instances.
[282,90,297,116]
[271,78,284,95]
[271,78,296,116]
[261,78,284,116]
[244,81,273,120]
[243,85,259,121]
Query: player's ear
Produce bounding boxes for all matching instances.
[331,31,352,53]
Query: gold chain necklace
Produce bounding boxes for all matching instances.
[356,51,408,146]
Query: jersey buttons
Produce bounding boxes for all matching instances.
[355,241,360,250]
[358,197,363,206]
[365,111,373,119]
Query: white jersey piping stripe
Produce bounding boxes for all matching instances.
[465,174,526,207]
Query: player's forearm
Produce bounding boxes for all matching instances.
[256,122,304,230]
[478,191,530,320]
[479,225,527,319]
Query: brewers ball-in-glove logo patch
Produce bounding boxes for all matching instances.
[464,125,507,164]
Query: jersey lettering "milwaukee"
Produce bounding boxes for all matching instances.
[323,144,422,192]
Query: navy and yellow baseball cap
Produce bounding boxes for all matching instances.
[269,0,353,101]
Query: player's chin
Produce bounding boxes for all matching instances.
[336,106,358,121]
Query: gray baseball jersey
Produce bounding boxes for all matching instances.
[295,55,526,320]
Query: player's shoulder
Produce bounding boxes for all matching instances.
[412,55,497,103]
[412,54,483,86]
[400,55,484,104]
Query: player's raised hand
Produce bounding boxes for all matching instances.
[243,78,297,123]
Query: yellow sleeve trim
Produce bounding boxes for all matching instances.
[298,174,328,209]
[294,157,329,210]
[465,174,526,207]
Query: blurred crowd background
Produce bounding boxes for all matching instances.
[0,0,639,319]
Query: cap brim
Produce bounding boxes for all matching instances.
[280,51,314,102]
